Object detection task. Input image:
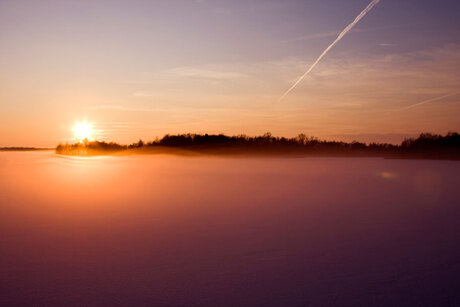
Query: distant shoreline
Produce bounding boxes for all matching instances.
[52,132,460,160]
[0,147,53,151]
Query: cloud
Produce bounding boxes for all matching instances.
[86,105,157,112]
[165,67,249,80]
[283,30,344,43]
[127,44,460,113]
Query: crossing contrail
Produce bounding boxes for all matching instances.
[279,0,382,102]
[403,92,460,110]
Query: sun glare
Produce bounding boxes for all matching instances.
[73,121,94,141]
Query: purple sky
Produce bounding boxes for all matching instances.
[1,0,459,146]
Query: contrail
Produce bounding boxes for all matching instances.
[279,0,381,102]
[402,92,460,110]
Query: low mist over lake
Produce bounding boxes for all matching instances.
[1,152,459,306]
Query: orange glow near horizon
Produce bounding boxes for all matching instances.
[73,121,94,142]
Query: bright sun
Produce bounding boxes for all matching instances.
[73,121,94,141]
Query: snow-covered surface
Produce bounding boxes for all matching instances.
[1,152,459,306]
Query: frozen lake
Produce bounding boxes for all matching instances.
[1,151,460,306]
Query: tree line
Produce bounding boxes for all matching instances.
[55,132,460,159]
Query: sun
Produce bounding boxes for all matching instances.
[73,121,94,141]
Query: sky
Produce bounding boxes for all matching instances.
[0,0,459,147]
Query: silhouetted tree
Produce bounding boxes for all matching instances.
[55,132,460,159]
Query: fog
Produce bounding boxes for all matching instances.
[1,152,459,306]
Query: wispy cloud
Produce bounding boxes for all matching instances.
[86,105,158,112]
[162,67,249,81]
[282,30,347,43]
[126,44,460,115]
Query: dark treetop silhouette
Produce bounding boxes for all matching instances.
[54,132,460,160]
